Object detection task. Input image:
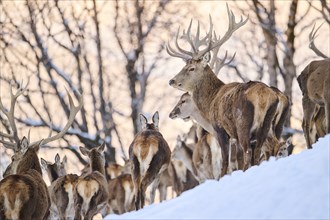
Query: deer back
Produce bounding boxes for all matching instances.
[74,143,109,219]
[299,59,330,104]
[129,112,171,178]
[41,154,79,220]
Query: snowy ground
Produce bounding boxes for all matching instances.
[106,135,330,220]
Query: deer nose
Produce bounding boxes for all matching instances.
[169,79,175,86]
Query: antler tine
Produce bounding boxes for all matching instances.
[166,25,194,61]
[182,19,198,54]
[209,31,221,70]
[193,15,214,60]
[30,88,83,146]
[195,4,248,60]
[214,51,236,75]
[174,26,194,57]
[0,79,29,149]
[309,23,328,58]
[166,41,191,60]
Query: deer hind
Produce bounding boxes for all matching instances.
[41,154,79,220]
[129,111,171,210]
[0,81,82,220]
[167,4,288,173]
[297,24,330,148]
[169,92,244,176]
[107,173,134,214]
[74,143,109,220]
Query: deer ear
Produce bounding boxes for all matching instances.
[202,52,211,68]
[62,155,67,165]
[152,111,159,128]
[79,146,89,156]
[98,142,106,152]
[182,134,188,142]
[55,153,61,165]
[40,158,48,169]
[20,136,30,154]
[140,114,148,130]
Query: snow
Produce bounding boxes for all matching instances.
[105,135,330,220]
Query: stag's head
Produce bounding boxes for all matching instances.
[169,92,194,121]
[0,80,82,178]
[3,136,42,177]
[167,4,248,92]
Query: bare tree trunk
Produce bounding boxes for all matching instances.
[252,0,279,87]
[282,0,298,128]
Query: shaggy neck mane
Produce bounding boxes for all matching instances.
[192,66,224,117]
[17,149,43,175]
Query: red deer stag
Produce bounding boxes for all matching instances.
[0,137,50,220]
[0,81,82,220]
[74,143,109,220]
[167,5,283,173]
[41,154,79,220]
[129,111,171,210]
[297,24,330,148]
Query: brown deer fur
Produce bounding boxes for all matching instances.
[107,174,134,214]
[149,165,173,204]
[297,58,330,148]
[0,137,50,220]
[74,143,109,220]
[172,135,199,182]
[41,154,79,220]
[129,111,171,210]
[169,62,280,173]
[169,94,244,176]
[270,87,290,139]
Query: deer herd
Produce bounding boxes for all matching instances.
[0,5,329,220]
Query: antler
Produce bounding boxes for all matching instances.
[167,4,248,61]
[30,88,83,147]
[309,23,329,58]
[0,79,29,150]
[213,51,236,75]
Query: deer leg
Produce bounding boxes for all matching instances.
[131,156,141,210]
[149,183,157,204]
[236,143,244,170]
[254,99,278,165]
[325,103,330,134]
[302,96,316,148]
[159,184,167,202]
[139,184,147,209]
[229,139,237,173]
[74,192,83,220]
[214,126,229,177]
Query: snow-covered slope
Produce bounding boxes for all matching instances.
[106,135,330,220]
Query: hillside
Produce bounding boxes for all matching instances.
[106,135,330,220]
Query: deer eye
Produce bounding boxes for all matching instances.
[188,67,195,72]
[181,100,186,104]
